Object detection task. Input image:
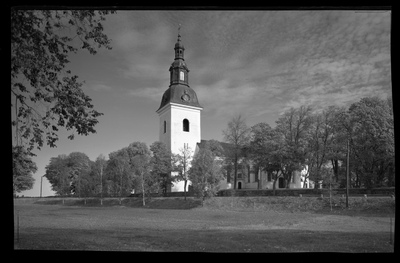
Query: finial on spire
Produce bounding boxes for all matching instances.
[177,24,182,41]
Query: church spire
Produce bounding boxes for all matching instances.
[174,24,185,60]
[158,27,202,112]
[170,24,189,86]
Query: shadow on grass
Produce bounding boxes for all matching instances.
[15,227,394,252]
[35,197,203,210]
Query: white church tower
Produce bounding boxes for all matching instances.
[156,30,203,192]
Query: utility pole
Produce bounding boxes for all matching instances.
[346,138,350,208]
[100,164,103,205]
[40,175,44,198]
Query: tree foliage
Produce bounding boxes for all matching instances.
[11,9,115,154]
[274,106,313,188]
[125,142,152,206]
[222,114,251,189]
[250,122,281,192]
[106,148,133,198]
[347,97,394,188]
[44,151,93,196]
[189,141,224,204]
[91,154,107,198]
[12,146,37,194]
[247,96,394,190]
[173,145,193,199]
[150,141,173,196]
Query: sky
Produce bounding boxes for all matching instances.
[17,9,392,197]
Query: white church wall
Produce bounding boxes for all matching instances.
[158,103,202,192]
[169,103,201,155]
[158,108,171,150]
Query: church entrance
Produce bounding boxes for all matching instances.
[237,181,242,189]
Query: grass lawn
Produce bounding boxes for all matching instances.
[13,196,395,252]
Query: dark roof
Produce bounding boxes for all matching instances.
[170,59,189,71]
[157,84,202,111]
[196,139,234,156]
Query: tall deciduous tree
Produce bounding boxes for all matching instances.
[106,150,132,201]
[12,146,37,195]
[250,122,273,189]
[150,141,173,196]
[275,106,313,188]
[125,142,152,206]
[189,142,224,205]
[92,154,107,203]
[222,115,250,190]
[11,9,114,154]
[67,152,91,197]
[347,97,394,188]
[45,154,70,196]
[173,145,193,200]
[305,107,340,189]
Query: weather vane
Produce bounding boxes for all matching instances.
[178,23,182,40]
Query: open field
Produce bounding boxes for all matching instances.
[13,197,395,252]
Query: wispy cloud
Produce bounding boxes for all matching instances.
[104,10,391,124]
[89,83,113,92]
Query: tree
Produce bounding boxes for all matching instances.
[12,146,37,195]
[305,107,339,189]
[67,152,91,197]
[189,142,224,205]
[45,154,72,196]
[275,106,313,188]
[173,145,193,200]
[150,141,173,196]
[222,114,251,190]
[11,9,114,154]
[265,131,286,195]
[106,150,132,201]
[92,154,107,204]
[324,106,348,185]
[125,142,152,206]
[45,152,94,197]
[347,97,394,188]
[250,122,274,189]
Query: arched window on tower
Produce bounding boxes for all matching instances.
[183,119,189,132]
[164,121,167,133]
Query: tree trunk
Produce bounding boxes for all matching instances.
[119,173,122,205]
[272,173,277,196]
[331,159,339,182]
[100,166,103,205]
[234,154,238,190]
[184,179,187,201]
[141,172,145,206]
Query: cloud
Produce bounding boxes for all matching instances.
[102,10,391,126]
[90,83,113,92]
[128,86,164,102]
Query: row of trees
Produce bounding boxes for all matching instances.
[224,96,394,191]
[45,142,168,204]
[43,140,225,204]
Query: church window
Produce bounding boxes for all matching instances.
[183,119,189,132]
[180,71,185,81]
[163,121,166,133]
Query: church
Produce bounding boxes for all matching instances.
[156,31,307,192]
